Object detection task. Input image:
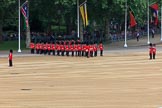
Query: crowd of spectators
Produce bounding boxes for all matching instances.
[2,26,160,43]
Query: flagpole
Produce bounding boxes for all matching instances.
[147,0,150,44]
[77,0,79,38]
[161,5,162,41]
[124,0,128,48]
[18,0,21,52]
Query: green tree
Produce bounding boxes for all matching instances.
[0,0,17,42]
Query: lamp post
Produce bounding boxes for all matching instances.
[18,0,21,52]
[77,0,79,38]
[124,0,128,48]
[161,2,162,41]
[147,0,150,44]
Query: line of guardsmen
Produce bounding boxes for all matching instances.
[30,40,104,58]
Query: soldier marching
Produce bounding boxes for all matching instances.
[29,39,104,58]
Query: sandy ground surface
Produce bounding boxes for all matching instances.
[0,35,162,108]
[0,48,162,108]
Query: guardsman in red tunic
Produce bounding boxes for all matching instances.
[81,43,84,56]
[89,44,93,57]
[149,43,153,60]
[152,44,156,59]
[85,44,90,58]
[8,49,13,67]
[77,43,81,56]
[51,42,55,56]
[47,42,51,55]
[65,42,69,56]
[39,42,43,54]
[56,42,60,56]
[93,43,98,57]
[43,42,47,55]
[70,42,74,56]
[30,41,35,54]
[99,41,103,56]
[83,43,86,57]
[74,43,78,56]
[36,42,40,54]
[60,42,64,56]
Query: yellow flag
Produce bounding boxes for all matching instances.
[79,2,88,27]
[80,5,86,27]
[84,3,88,26]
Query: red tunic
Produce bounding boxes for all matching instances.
[60,45,64,51]
[77,44,81,51]
[30,43,35,49]
[89,45,93,51]
[153,47,156,54]
[39,44,43,50]
[74,44,77,51]
[51,44,55,50]
[70,45,74,51]
[36,43,40,50]
[99,44,103,50]
[149,47,153,54]
[65,45,69,51]
[93,45,97,52]
[56,44,61,51]
[9,53,12,60]
[43,44,47,50]
[85,45,89,52]
[47,44,51,51]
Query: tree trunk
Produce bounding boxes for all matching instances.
[26,26,30,48]
[0,20,2,42]
[0,9,3,42]
[26,0,31,48]
[65,16,73,35]
[47,22,52,33]
[105,18,110,41]
[79,16,83,41]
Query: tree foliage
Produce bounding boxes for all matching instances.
[0,0,161,41]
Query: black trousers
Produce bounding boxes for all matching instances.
[82,51,84,56]
[78,51,81,56]
[86,52,89,58]
[48,50,51,55]
[61,51,64,56]
[90,51,93,57]
[52,50,55,55]
[149,53,152,59]
[57,50,59,56]
[100,50,103,56]
[72,51,74,56]
[9,60,13,67]
[75,51,78,56]
[94,51,97,57]
[66,51,69,56]
[153,53,156,59]
[31,49,34,54]
[36,49,39,54]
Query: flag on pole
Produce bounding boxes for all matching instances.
[150,3,158,25]
[129,7,137,27]
[21,1,29,28]
[79,1,88,27]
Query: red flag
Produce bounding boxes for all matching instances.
[150,3,158,10]
[150,3,158,25]
[129,11,137,27]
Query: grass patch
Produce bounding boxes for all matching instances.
[0,40,28,51]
